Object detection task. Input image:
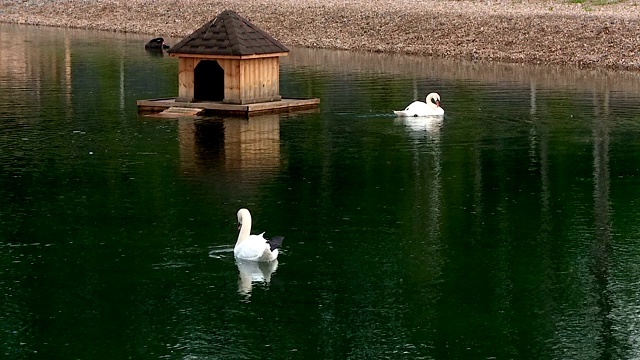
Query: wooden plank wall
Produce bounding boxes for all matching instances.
[218,59,241,104]
[177,58,198,102]
[177,56,282,104]
[239,58,280,103]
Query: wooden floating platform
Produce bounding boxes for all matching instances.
[137,97,320,117]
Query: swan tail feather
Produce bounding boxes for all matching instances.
[267,236,284,251]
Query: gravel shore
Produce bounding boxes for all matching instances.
[1,0,639,71]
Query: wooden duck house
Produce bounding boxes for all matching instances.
[167,10,288,105]
[137,10,319,117]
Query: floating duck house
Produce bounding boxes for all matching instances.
[137,10,319,117]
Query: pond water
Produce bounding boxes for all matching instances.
[2,23,640,359]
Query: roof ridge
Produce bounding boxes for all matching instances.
[223,10,242,54]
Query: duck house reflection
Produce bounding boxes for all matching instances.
[179,114,281,176]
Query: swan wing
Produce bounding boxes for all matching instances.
[394,101,432,117]
[431,106,445,116]
[235,234,274,261]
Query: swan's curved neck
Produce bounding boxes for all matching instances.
[426,94,438,110]
[237,211,252,245]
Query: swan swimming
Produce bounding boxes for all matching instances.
[234,208,283,262]
[393,92,444,117]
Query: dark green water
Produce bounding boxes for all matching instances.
[2,23,640,359]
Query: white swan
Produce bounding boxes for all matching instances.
[394,92,444,117]
[235,208,283,262]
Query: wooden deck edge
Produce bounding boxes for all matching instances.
[137,97,320,117]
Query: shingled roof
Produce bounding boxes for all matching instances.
[167,10,289,56]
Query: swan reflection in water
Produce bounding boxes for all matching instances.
[236,258,279,296]
[395,115,444,134]
[210,246,280,297]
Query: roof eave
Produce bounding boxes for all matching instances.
[168,52,289,60]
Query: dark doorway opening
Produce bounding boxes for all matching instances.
[194,60,224,101]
